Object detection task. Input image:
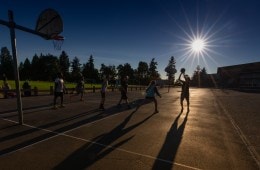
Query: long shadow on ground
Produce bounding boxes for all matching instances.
[54,110,156,170]
[152,110,189,170]
[0,104,135,156]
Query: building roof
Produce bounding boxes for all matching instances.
[217,61,260,74]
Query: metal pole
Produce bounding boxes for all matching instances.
[0,18,48,39]
[8,10,23,125]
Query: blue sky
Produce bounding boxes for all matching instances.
[1,0,260,79]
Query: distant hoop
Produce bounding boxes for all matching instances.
[51,35,64,50]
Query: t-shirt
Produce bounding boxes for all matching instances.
[146,85,160,98]
[181,81,189,95]
[121,79,128,92]
[76,79,84,90]
[54,78,64,92]
[101,80,108,93]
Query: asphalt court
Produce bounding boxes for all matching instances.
[0,88,259,170]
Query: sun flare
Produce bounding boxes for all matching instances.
[191,39,205,52]
[163,2,230,76]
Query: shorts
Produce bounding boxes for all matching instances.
[181,92,189,100]
[76,87,84,94]
[121,91,128,99]
[54,92,63,98]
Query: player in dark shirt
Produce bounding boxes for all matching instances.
[117,76,131,109]
[178,69,190,112]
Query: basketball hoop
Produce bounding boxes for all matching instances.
[51,35,64,50]
[35,9,64,50]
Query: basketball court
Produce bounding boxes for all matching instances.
[0,8,64,125]
[0,88,259,170]
[1,8,259,170]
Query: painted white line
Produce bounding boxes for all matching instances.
[1,118,60,155]
[0,105,53,116]
[0,110,130,156]
[216,99,260,168]
[63,109,133,133]
[61,133,203,170]
[1,117,203,170]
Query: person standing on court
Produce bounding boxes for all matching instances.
[70,74,85,101]
[135,80,161,114]
[2,73,9,98]
[77,75,85,101]
[53,72,66,109]
[99,76,108,110]
[178,68,190,112]
[145,80,162,113]
[117,76,131,109]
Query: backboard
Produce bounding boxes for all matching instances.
[35,8,63,39]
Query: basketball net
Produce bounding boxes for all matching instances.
[51,35,64,50]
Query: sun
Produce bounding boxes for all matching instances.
[176,32,213,72]
[162,1,230,76]
[191,38,205,52]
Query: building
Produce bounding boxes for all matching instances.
[217,62,260,90]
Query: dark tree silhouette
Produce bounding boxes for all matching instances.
[82,55,99,83]
[1,46,169,84]
[137,61,149,85]
[19,58,31,80]
[59,51,70,80]
[148,58,160,80]
[0,47,14,79]
[71,56,82,82]
[165,56,177,91]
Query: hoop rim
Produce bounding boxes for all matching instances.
[52,34,64,50]
[51,34,64,40]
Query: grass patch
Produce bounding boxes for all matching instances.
[2,80,101,90]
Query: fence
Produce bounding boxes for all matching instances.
[0,85,148,98]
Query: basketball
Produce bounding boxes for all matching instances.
[180,68,185,73]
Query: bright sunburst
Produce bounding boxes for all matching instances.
[191,38,205,52]
[159,1,231,76]
[180,34,212,64]
[174,23,223,74]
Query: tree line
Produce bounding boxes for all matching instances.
[0,46,214,87]
[0,47,163,85]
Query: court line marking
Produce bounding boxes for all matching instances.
[0,111,127,156]
[216,98,260,169]
[61,133,202,170]
[1,117,202,170]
